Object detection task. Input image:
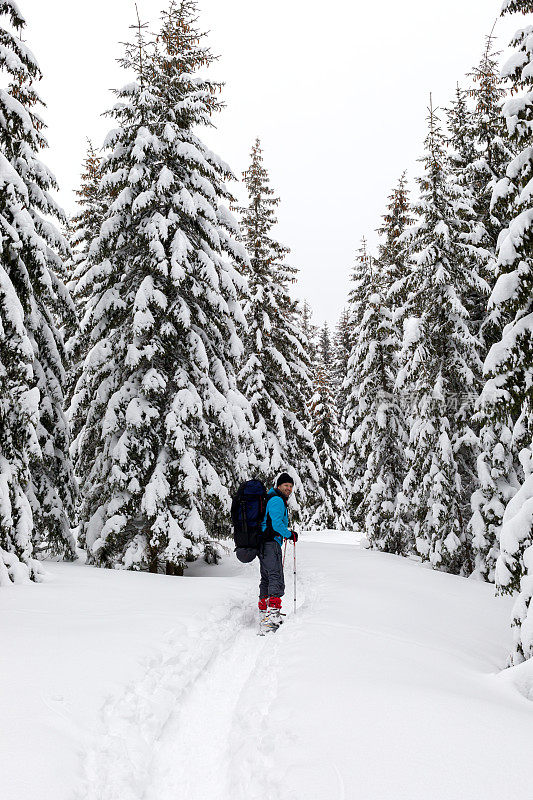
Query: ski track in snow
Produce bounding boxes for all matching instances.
[226,570,322,800]
[76,567,319,800]
[147,623,265,800]
[76,593,257,800]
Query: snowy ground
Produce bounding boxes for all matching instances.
[2,533,533,800]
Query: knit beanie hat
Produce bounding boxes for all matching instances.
[276,472,294,487]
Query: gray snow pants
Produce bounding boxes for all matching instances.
[258,540,285,599]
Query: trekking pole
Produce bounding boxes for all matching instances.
[293,539,297,614]
[282,539,287,568]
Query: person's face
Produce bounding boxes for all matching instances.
[278,482,293,499]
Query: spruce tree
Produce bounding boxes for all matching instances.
[70,2,250,573]
[308,323,350,530]
[395,98,482,575]
[351,289,407,551]
[342,238,374,520]
[333,307,352,417]
[465,33,513,324]
[301,300,318,358]
[443,87,487,566]
[446,84,477,183]
[463,34,519,581]
[375,173,412,508]
[300,299,319,407]
[486,0,533,662]
[343,180,411,549]
[0,251,40,583]
[445,82,488,326]
[360,177,412,552]
[70,140,105,257]
[446,65,511,341]
[0,0,76,581]
[237,138,322,522]
[375,172,412,303]
[66,140,105,399]
[374,173,412,411]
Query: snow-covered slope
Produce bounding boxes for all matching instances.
[1,533,532,800]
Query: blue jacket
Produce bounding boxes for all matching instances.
[262,488,291,546]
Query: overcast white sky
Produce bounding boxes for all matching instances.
[20,0,523,329]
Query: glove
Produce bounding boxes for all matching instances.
[289,531,298,543]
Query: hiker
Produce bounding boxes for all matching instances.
[258,472,298,632]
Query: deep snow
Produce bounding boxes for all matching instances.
[1,532,533,800]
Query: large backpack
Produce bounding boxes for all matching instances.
[231,480,268,563]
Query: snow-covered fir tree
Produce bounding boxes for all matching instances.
[333,307,351,417]
[465,33,513,334]
[0,234,40,584]
[349,288,407,551]
[70,1,251,573]
[375,171,412,303]
[300,299,318,405]
[444,85,490,574]
[70,140,105,258]
[485,0,533,662]
[375,173,412,477]
[301,300,318,357]
[65,140,105,399]
[361,177,412,552]
[446,66,511,342]
[236,137,322,522]
[342,238,374,519]
[342,179,411,550]
[446,83,477,185]
[462,34,519,581]
[395,98,483,575]
[68,141,105,280]
[445,81,488,326]
[0,0,76,582]
[308,323,350,530]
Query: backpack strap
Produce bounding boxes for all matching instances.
[273,488,289,507]
[263,490,289,542]
[243,500,249,533]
